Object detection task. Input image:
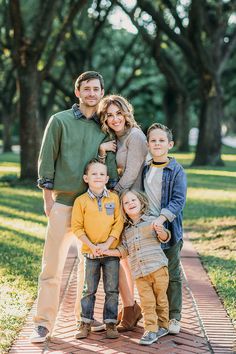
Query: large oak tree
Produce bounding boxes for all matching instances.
[132,0,236,165]
[8,0,87,179]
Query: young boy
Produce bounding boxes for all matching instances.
[143,123,187,335]
[71,159,123,340]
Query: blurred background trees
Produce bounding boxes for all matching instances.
[0,0,236,178]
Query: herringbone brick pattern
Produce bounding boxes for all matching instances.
[9,235,236,354]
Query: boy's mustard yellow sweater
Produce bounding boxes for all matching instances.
[71,190,123,254]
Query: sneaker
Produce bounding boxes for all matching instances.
[169,319,180,334]
[106,323,119,339]
[91,319,106,332]
[139,331,158,345]
[75,321,91,339]
[156,327,169,338]
[30,325,49,343]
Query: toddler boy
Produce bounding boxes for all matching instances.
[71,159,123,339]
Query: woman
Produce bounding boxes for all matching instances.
[97,95,148,332]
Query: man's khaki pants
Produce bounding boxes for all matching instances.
[135,266,169,332]
[33,202,84,332]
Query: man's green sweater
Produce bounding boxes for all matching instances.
[38,108,118,206]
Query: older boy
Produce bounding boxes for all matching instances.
[143,123,187,335]
[71,159,123,339]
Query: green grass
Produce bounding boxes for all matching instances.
[0,148,236,352]
[0,153,45,353]
[174,148,236,327]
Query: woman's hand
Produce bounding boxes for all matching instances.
[99,140,117,156]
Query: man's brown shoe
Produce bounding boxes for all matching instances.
[106,323,119,339]
[75,322,91,339]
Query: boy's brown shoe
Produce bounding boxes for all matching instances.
[75,321,91,339]
[106,323,119,339]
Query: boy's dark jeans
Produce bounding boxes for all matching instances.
[164,240,183,321]
[81,256,120,324]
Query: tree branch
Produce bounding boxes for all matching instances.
[219,26,236,75]
[136,0,194,62]
[88,0,116,49]
[162,0,186,36]
[106,33,140,92]
[117,55,146,93]
[41,0,87,78]
[9,0,25,64]
[31,0,60,52]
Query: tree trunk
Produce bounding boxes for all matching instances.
[176,94,189,152]
[193,75,223,166]
[163,87,189,151]
[18,63,41,179]
[2,109,14,152]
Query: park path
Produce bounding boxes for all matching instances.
[9,234,236,354]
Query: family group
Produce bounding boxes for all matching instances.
[30,71,187,346]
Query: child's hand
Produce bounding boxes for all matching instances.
[153,224,169,241]
[96,242,109,254]
[102,249,114,256]
[90,244,103,257]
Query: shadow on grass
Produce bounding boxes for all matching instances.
[187,174,236,190]
[0,226,44,283]
[0,190,42,210]
[0,225,45,245]
[0,190,46,225]
[185,199,235,220]
[0,208,46,226]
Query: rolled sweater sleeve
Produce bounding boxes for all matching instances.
[160,167,187,222]
[38,115,62,189]
[114,129,148,193]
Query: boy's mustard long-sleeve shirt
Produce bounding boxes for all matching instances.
[71,190,124,254]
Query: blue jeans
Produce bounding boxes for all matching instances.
[81,256,120,324]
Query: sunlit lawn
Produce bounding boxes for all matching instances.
[0,156,45,353]
[0,146,235,353]
[174,147,236,328]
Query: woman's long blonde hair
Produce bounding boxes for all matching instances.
[97,95,140,136]
[120,189,149,224]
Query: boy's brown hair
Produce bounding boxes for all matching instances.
[147,123,173,142]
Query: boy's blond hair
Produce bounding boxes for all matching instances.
[84,158,107,175]
[120,189,149,224]
[147,123,173,142]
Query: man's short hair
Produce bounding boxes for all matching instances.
[147,123,173,142]
[75,71,104,90]
[84,158,107,175]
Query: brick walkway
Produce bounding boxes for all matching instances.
[10,235,236,354]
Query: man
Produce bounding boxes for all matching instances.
[30,71,118,343]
